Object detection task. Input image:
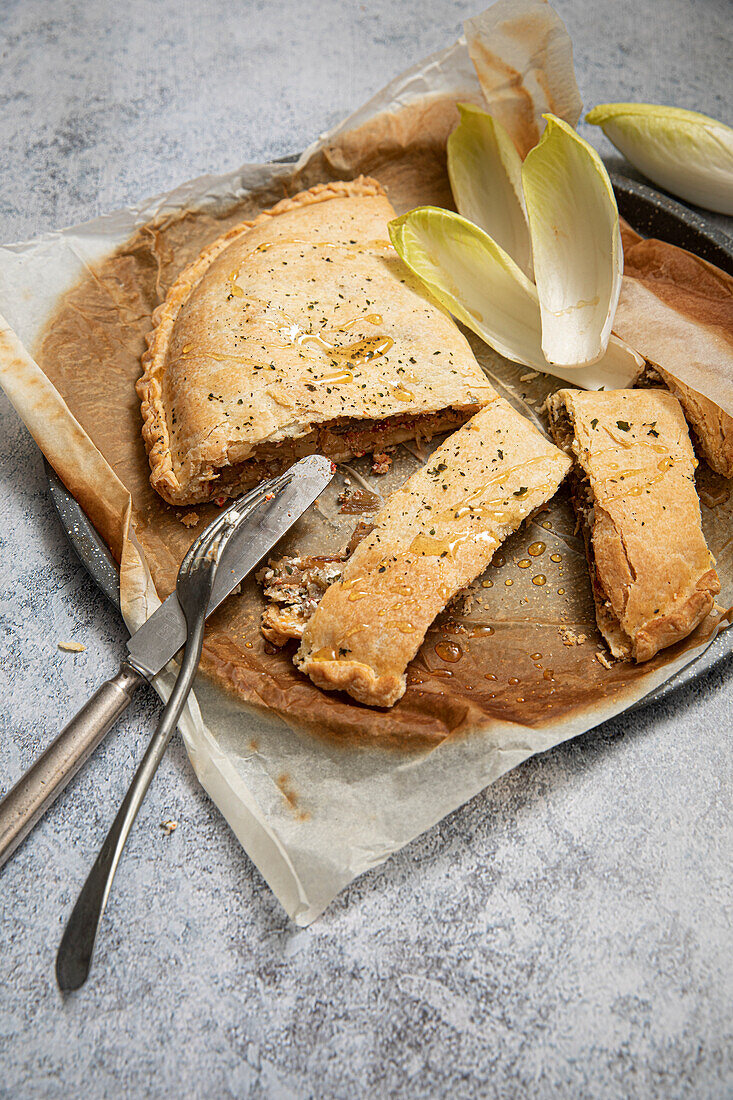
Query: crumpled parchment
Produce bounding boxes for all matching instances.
[0,4,730,924]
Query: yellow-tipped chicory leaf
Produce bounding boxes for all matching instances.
[586,103,733,215]
[389,206,642,390]
[447,104,533,278]
[522,115,623,368]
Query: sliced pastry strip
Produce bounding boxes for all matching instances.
[548,388,720,663]
[139,177,495,505]
[294,397,572,708]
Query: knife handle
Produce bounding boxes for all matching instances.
[0,663,145,870]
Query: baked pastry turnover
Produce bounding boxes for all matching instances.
[548,388,720,663]
[293,396,572,707]
[138,178,495,505]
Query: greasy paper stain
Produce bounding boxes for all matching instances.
[34,95,731,750]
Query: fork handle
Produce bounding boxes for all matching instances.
[0,663,144,871]
[56,617,206,991]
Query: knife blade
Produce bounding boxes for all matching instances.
[126,453,333,678]
[0,454,334,869]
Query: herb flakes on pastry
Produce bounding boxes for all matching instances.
[138,177,495,505]
[548,388,720,663]
[293,397,571,708]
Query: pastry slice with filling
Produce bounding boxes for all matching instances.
[293,396,572,707]
[138,177,495,505]
[548,388,720,663]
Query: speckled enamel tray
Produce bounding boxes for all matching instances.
[45,171,733,713]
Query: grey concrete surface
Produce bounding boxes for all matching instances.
[0,1,731,1097]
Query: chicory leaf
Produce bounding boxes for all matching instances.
[389,206,642,390]
[522,115,623,367]
[447,104,533,278]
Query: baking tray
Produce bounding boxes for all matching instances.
[45,170,733,711]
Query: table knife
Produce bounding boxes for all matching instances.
[0,454,334,869]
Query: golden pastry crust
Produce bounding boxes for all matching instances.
[636,359,733,479]
[138,177,494,505]
[295,397,571,707]
[548,388,720,662]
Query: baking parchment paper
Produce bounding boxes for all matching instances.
[0,16,731,924]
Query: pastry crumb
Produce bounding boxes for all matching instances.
[595,651,614,670]
[520,371,539,382]
[58,641,86,652]
[559,627,587,647]
[160,820,178,836]
[181,511,200,527]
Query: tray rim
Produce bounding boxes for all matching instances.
[44,169,733,714]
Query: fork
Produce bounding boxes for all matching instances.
[55,489,275,991]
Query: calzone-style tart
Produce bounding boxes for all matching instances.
[138,177,495,505]
[293,396,572,707]
[548,388,720,663]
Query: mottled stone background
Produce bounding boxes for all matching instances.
[0,1,731,1097]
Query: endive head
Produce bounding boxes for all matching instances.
[586,103,733,215]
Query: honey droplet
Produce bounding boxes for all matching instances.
[517,559,532,569]
[390,621,415,635]
[508,677,520,685]
[465,624,494,638]
[541,520,552,529]
[432,668,454,679]
[332,334,394,367]
[543,669,555,681]
[481,579,494,588]
[516,697,525,703]
[532,574,547,586]
[557,588,565,595]
[527,541,545,556]
[657,456,673,472]
[505,579,514,587]
[530,652,543,661]
[386,380,415,402]
[336,312,384,332]
[313,368,354,385]
[492,553,506,568]
[435,640,463,663]
[484,672,497,682]
[550,553,562,563]
[229,284,245,298]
